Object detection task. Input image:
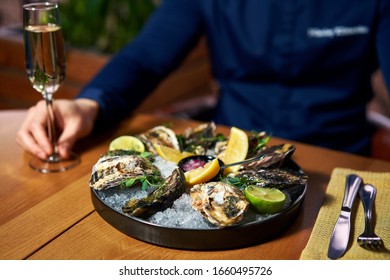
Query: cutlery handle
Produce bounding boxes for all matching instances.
[341,174,363,211]
[359,184,376,232]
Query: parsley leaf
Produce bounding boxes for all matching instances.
[120,171,164,191]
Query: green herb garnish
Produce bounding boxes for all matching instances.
[178,132,227,153]
[34,69,49,84]
[248,131,271,157]
[120,171,164,191]
[224,176,250,189]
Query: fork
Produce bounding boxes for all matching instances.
[357,184,384,250]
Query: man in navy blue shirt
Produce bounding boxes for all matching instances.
[17,0,390,159]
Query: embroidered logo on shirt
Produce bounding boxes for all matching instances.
[307,26,369,38]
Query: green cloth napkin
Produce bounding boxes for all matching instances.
[300,168,390,260]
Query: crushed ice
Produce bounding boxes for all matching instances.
[148,194,213,229]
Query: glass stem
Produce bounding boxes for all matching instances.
[45,94,61,162]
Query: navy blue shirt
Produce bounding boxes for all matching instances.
[78,0,390,155]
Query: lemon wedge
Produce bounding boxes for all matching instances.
[154,144,195,163]
[221,127,249,174]
[109,135,145,152]
[184,158,220,187]
[244,186,286,214]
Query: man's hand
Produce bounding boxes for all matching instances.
[16,98,99,159]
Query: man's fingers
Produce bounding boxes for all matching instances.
[57,118,82,159]
[16,104,52,159]
[16,129,48,159]
[29,120,53,155]
[16,99,99,160]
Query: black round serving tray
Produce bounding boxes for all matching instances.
[90,160,307,250]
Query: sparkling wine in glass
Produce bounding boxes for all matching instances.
[23,2,80,173]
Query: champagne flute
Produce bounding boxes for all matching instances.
[23,2,80,173]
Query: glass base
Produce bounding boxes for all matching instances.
[29,152,80,173]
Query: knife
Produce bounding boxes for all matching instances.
[327,174,363,259]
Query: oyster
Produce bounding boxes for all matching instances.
[190,182,249,227]
[89,152,161,190]
[122,167,186,218]
[138,125,180,154]
[243,143,296,169]
[214,140,228,158]
[227,167,308,189]
[180,122,225,155]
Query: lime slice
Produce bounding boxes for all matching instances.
[109,135,145,152]
[244,186,286,214]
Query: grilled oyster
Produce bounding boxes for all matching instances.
[227,167,308,189]
[137,126,180,155]
[122,167,186,218]
[190,182,249,227]
[89,152,160,190]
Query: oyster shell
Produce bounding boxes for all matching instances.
[138,126,180,155]
[89,152,160,190]
[190,182,249,227]
[243,143,296,169]
[181,122,222,155]
[227,167,308,189]
[122,167,186,218]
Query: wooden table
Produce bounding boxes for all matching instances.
[1,109,389,260]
